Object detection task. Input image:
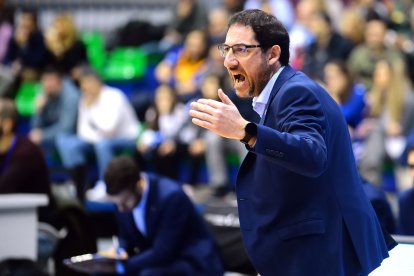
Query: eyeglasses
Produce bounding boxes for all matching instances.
[217,43,262,58]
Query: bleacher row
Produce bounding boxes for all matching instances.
[14,36,242,194]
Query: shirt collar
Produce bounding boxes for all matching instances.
[252,66,285,118]
[135,173,149,211]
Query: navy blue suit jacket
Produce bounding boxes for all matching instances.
[236,66,396,275]
[117,174,224,275]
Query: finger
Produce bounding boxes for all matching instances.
[196,98,223,109]
[190,101,218,116]
[218,89,235,106]
[191,118,214,131]
[189,109,215,122]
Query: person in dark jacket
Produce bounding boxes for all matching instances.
[104,156,224,275]
[190,9,396,275]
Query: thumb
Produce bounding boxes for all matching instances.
[218,89,235,106]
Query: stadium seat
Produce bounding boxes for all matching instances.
[15,82,41,116]
[102,47,147,81]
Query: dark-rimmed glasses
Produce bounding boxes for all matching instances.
[217,43,262,58]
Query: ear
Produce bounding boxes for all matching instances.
[268,45,281,66]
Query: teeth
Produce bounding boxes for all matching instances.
[234,74,242,83]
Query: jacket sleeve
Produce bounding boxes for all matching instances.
[253,84,328,177]
[124,192,193,274]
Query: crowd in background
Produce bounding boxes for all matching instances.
[2,0,414,256]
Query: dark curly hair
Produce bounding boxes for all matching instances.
[228,9,290,65]
[104,156,141,195]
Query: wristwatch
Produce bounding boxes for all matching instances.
[240,122,257,144]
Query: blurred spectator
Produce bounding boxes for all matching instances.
[323,60,367,130]
[395,4,414,87]
[44,13,87,81]
[0,0,14,63]
[136,84,187,180]
[318,0,345,28]
[3,9,50,97]
[398,136,414,235]
[0,0,14,97]
[0,98,56,225]
[338,8,366,45]
[349,0,389,21]
[223,0,246,14]
[55,67,140,202]
[208,8,229,45]
[206,8,234,92]
[160,0,208,51]
[289,0,319,69]
[155,29,209,103]
[103,156,224,275]
[303,11,354,81]
[361,177,396,234]
[244,0,295,30]
[310,8,398,234]
[347,17,403,90]
[356,59,414,187]
[29,67,80,147]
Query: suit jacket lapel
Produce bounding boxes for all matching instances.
[144,174,158,241]
[127,212,147,246]
[238,66,296,188]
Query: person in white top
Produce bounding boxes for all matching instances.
[56,67,140,202]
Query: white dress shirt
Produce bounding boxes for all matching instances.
[77,85,139,143]
[252,66,285,118]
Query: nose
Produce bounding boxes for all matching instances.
[223,50,238,69]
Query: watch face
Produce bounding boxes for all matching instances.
[245,122,257,136]
[241,122,257,144]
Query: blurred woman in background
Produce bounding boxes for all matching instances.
[357,59,414,188]
[45,13,87,80]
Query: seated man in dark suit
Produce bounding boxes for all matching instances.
[361,177,396,234]
[103,156,224,275]
[398,136,414,235]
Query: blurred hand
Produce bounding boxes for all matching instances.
[154,62,172,84]
[189,138,205,155]
[29,129,42,144]
[98,247,128,260]
[190,89,248,140]
[158,140,176,156]
[386,121,402,137]
[35,94,47,112]
[137,142,150,153]
[10,61,22,75]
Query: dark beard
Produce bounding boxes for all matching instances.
[250,68,273,98]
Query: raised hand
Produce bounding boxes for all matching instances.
[189,89,248,140]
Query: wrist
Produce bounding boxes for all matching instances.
[240,122,257,145]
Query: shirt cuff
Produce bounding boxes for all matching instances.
[115,260,125,274]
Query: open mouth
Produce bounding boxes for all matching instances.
[234,74,246,83]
